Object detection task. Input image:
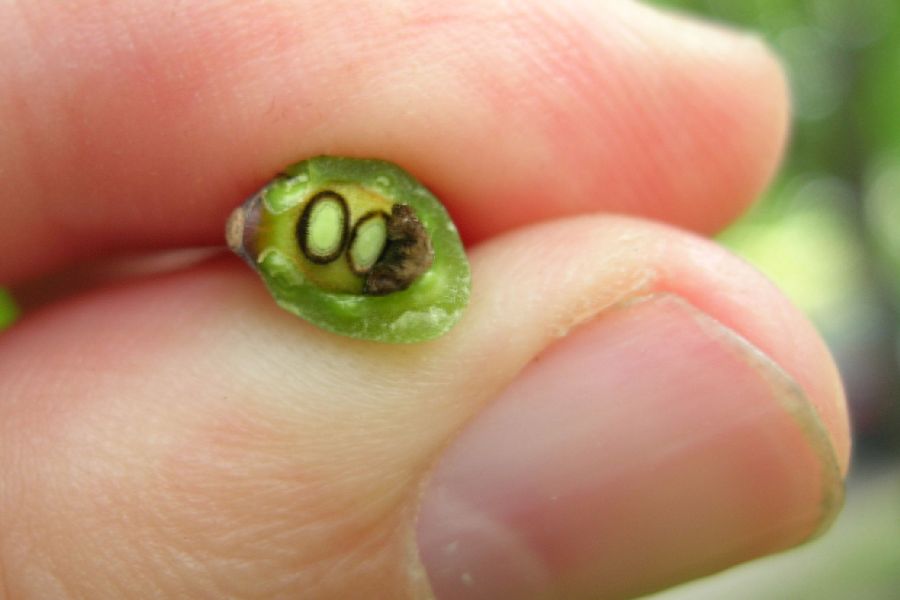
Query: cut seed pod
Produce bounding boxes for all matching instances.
[226,156,470,343]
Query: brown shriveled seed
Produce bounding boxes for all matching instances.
[364,204,435,295]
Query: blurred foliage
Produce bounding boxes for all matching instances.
[648,0,900,598]
[0,289,16,330]
[652,0,900,456]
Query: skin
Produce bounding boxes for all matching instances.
[0,1,850,599]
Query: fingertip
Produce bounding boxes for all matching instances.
[417,294,842,599]
[620,2,792,230]
[1,0,792,283]
[715,32,792,220]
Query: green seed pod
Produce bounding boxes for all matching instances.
[226,156,470,343]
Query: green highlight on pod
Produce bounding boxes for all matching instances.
[0,289,18,331]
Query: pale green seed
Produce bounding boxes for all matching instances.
[305,196,346,260]
[349,213,388,273]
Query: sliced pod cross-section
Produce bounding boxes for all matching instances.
[226,156,470,343]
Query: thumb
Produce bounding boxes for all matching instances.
[0,217,847,599]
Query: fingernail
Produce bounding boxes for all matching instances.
[416,294,842,600]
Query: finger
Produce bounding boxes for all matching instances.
[0,0,787,284]
[0,218,846,598]
[10,248,219,312]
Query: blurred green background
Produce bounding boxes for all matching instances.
[0,0,898,597]
[0,289,15,330]
[646,0,900,598]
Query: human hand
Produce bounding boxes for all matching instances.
[0,1,850,598]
